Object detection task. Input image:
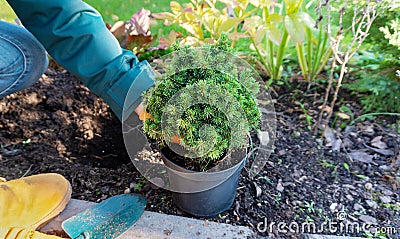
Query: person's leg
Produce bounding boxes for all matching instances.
[7,0,154,121]
[0,20,48,98]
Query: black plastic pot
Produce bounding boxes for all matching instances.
[161,150,247,218]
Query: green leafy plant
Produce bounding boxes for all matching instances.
[143,35,261,171]
[304,200,315,213]
[295,1,332,83]
[347,73,400,113]
[368,1,400,51]
[340,1,400,115]
[298,102,313,130]
[229,0,330,83]
[343,162,350,172]
[152,0,242,45]
[346,51,400,113]
[154,0,326,84]
[315,0,393,132]
[237,0,331,84]
[380,18,400,49]
[351,112,400,125]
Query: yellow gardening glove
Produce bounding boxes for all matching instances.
[0,227,63,239]
[0,173,72,229]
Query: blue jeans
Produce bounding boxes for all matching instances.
[0,20,48,98]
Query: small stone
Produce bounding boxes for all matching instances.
[330,203,338,212]
[395,154,400,167]
[254,182,262,197]
[299,176,308,181]
[163,230,172,236]
[342,138,353,148]
[276,179,284,192]
[382,189,394,196]
[379,165,392,171]
[343,184,356,190]
[379,196,392,204]
[345,126,356,134]
[359,215,378,225]
[363,125,375,135]
[316,138,323,145]
[282,182,295,187]
[366,200,378,209]
[324,126,336,146]
[354,203,365,211]
[362,192,373,200]
[349,132,358,137]
[278,150,286,156]
[123,188,131,194]
[346,195,354,201]
[365,183,373,190]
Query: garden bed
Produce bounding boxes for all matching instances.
[0,70,398,238]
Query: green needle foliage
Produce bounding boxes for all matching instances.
[143,34,261,170]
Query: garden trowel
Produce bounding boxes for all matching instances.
[62,194,146,239]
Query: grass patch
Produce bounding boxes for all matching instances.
[84,0,187,38]
[0,0,17,22]
[0,0,185,41]
[84,0,180,23]
[0,0,182,23]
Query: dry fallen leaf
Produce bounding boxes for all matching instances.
[324,127,341,152]
[383,174,400,190]
[128,8,151,36]
[108,8,155,52]
[126,34,154,51]
[337,112,350,120]
[371,136,388,149]
[363,143,394,156]
[110,21,126,41]
[348,151,373,163]
[157,30,180,50]
[171,135,181,144]
[359,215,378,225]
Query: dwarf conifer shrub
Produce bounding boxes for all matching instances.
[143,35,261,170]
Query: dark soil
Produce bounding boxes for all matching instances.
[0,69,399,239]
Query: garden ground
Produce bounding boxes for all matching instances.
[0,69,398,238]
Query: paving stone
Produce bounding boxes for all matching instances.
[305,235,369,239]
[41,199,374,239]
[40,199,255,239]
